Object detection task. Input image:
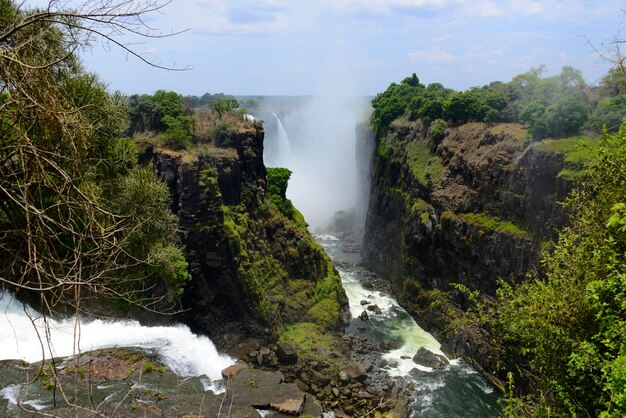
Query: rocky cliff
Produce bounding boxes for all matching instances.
[360,117,582,384]
[141,122,349,349]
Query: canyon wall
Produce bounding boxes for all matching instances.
[360,118,578,384]
[141,123,349,349]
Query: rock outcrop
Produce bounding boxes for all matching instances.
[141,122,349,349]
[360,118,579,386]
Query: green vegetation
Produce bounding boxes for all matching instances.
[460,213,528,236]
[406,140,444,185]
[372,66,625,141]
[280,323,339,363]
[537,136,602,181]
[472,123,626,416]
[266,167,295,219]
[0,0,189,312]
[143,361,154,373]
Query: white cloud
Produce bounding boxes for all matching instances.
[408,47,456,63]
[466,1,504,17]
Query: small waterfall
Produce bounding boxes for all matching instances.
[270,112,292,166]
[0,292,234,380]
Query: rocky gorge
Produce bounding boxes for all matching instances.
[359,117,587,388]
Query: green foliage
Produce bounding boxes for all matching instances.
[266,167,294,219]
[429,118,447,143]
[486,122,626,416]
[0,0,187,312]
[213,121,237,147]
[210,98,240,119]
[370,65,620,137]
[143,361,154,373]
[128,90,191,133]
[593,95,626,132]
[280,323,338,363]
[461,213,528,236]
[161,114,194,150]
[537,136,601,181]
[406,139,444,185]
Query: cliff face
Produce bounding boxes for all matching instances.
[142,123,349,348]
[360,118,576,380]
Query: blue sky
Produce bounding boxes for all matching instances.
[79,0,625,95]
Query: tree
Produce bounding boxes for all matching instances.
[489,123,626,416]
[210,97,240,119]
[0,0,188,314]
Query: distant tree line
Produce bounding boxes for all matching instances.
[372,66,626,140]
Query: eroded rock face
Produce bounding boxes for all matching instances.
[362,121,571,297]
[359,120,575,387]
[143,124,349,350]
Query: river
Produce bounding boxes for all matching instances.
[316,233,504,418]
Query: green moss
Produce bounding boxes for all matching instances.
[406,139,444,185]
[461,213,528,236]
[280,323,339,363]
[307,298,340,329]
[420,211,430,224]
[377,138,388,158]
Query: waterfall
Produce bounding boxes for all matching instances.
[0,292,234,380]
[270,112,292,166]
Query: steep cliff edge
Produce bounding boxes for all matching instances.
[361,117,585,384]
[141,122,349,350]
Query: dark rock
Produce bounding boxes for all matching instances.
[360,300,370,306]
[367,304,382,314]
[359,310,369,321]
[276,342,298,365]
[412,347,449,369]
[339,364,367,383]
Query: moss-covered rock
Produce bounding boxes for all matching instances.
[144,123,349,352]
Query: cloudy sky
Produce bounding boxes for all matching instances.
[80,0,625,96]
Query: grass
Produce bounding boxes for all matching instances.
[537,136,601,181]
[406,139,444,185]
[461,213,528,236]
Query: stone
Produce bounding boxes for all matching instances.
[366,304,382,314]
[360,300,370,306]
[359,310,369,321]
[276,342,298,365]
[339,364,367,383]
[221,364,248,379]
[412,347,449,369]
[269,383,306,415]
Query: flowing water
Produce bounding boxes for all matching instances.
[0,292,234,381]
[316,234,504,418]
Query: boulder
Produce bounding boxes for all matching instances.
[359,310,369,321]
[276,342,298,365]
[339,364,367,383]
[412,347,449,369]
[367,304,382,314]
[222,364,248,379]
[269,383,306,415]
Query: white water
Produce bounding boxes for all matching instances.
[339,268,444,376]
[268,112,292,167]
[315,234,503,417]
[0,292,234,381]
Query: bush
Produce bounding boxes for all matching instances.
[266,167,294,219]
